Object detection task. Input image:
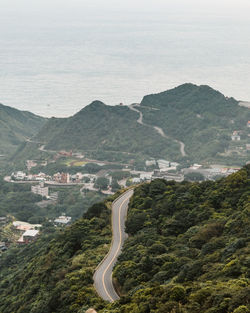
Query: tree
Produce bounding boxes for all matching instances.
[184,172,205,182]
[94,177,109,190]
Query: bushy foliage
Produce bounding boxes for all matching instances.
[110,165,250,312]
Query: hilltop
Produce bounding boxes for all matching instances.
[35,100,179,161]
[33,84,250,165]
[140,83,250,163]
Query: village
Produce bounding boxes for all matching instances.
[1,149,244,254]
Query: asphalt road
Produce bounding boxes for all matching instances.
[93,189,134,302]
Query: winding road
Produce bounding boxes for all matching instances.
[93,189,134,302]
[129,104,187,157]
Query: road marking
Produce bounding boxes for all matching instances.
[101,194,131,302]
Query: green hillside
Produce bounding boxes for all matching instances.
[0,167,249,313]
[0,103,46,155]
[140,83,250,163]
[35,100,180,161]
[33,85,250,165]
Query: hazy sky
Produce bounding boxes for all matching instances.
[0,0,250,116]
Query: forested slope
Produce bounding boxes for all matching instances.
[0,167,249,313]
[140,83,250,162]
[109,165,250,312]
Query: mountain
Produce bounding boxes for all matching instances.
[34,84,250,165]
[140,83,250,162]
[0,103,46,155]
[35,100,180,161]
[0,166,249,313]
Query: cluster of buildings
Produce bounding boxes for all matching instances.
[145,159,180,171]
[13,214,73,245]
[182,166,240,180]
[13,221,42,244]
[11,171,86,185]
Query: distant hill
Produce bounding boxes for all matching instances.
[35,100,180,161]
[34,84,250,165]
[0,166,249,313]
[0,103,46,155]
[140,83,250,162]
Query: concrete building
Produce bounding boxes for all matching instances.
[18,230,39,244]
[157,159,170,169]
[54,215,72,225]
[31,182,49,198]
[12,171,26,180]
[231,131,241,141]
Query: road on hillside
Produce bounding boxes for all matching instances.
[93,189,134,302]
[128,104,187,157]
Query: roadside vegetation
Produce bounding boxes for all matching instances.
[0,166,249,312]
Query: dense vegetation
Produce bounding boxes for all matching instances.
[0,199,114,313]
[30,84,250,165]
[34,100,181,161]
[140,83,250,163]
[0,103,46,155]
[108,165,250,312]
[0,167,249,313]
[0,178,104,224]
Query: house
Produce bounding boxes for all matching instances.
[231,131,241,141]
[54,215,72,225]
[18,230,39,244]
[12,171,26,180]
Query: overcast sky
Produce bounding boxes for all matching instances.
[1,0,250,14]
[1,0,250,116]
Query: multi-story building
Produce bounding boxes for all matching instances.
[31,182,49,198]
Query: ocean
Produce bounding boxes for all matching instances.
[0,3,250,117]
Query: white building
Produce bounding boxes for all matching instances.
[31,182,49,198]
[54,215,72,225]
[145,159,156,167]
[18,229,39,244]
[13,171,26,180]
[157,159,170,169]
[132,178,141,184]
[140,172,153,181]
[231,131,241,141]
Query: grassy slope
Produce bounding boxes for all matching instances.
[140,83,250,163]
[35,101,180,160]
[0,103,46,155]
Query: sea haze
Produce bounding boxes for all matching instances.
[0,0,250,117]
